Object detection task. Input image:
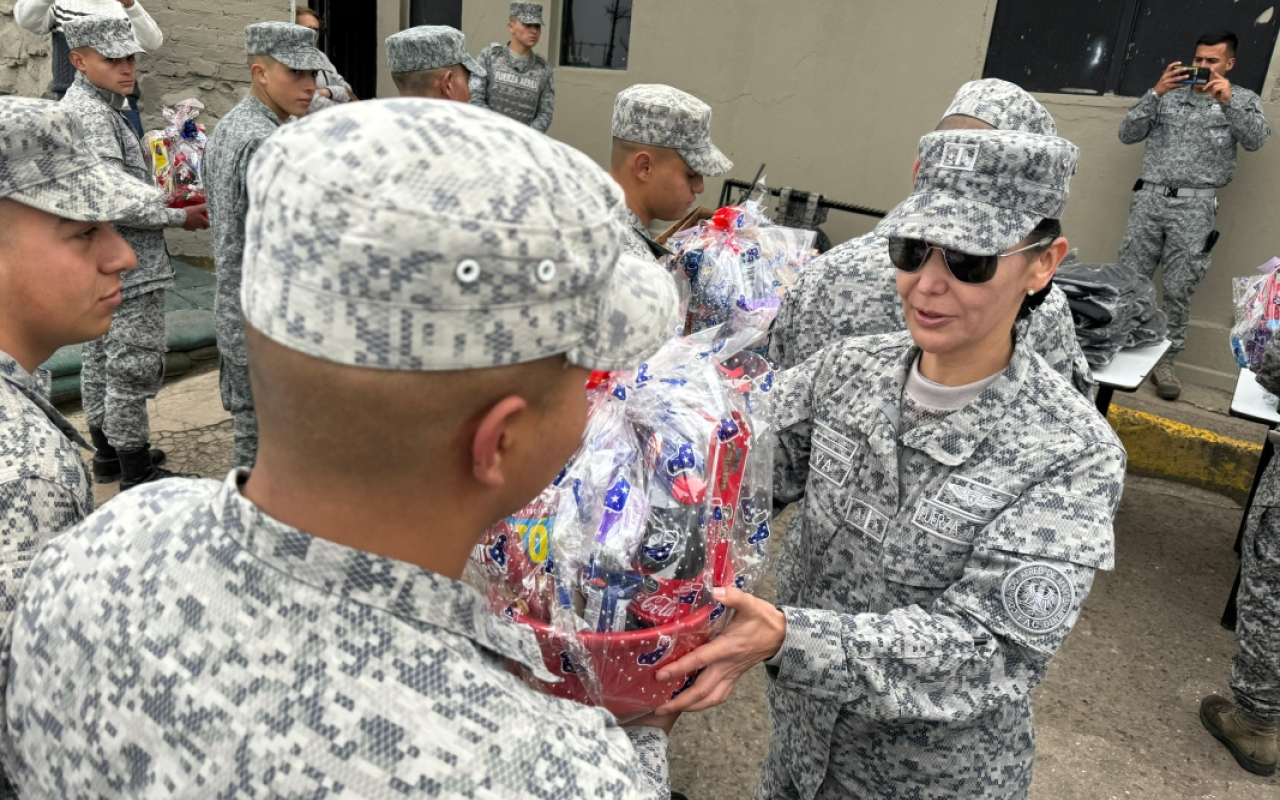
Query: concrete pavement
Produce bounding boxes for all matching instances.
[59,368,1280,799]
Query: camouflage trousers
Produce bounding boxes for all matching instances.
[1232,457,1280,723]
[1118,191,1216,357]
[219,356,257,469]
[81,290,166,451]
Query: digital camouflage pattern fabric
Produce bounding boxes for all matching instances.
[0,351,92,639]
[205,92,280,467]
[942,79,1057,136]
[874,129,1078,257]
[510,1,543,24]
[768,232,1094,395]
[79,289,166,452]
[240,100,678,373]
[471,44,555,131]
[617,205,665,264]
[244,21,326,71]
[612,84,733,177]
[0,95,158,221]
[61,13,142,56]
[761,331,1124,799]
[386,25,485,76]
[0,472,671,798]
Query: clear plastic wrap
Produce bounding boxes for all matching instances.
[468,325,778,717]
[665,183,815,348]
[1230,257,1280,370]
[1054,261,1164,369]
[142,99,207,207]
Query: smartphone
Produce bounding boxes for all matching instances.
[1181,66,1212,85]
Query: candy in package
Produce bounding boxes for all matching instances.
[143,99,207,207]
[665,182,815,343]
[468,325,777,717]
[1230,257,1280,370]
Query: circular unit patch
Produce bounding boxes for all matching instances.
[1001,563,1075,634]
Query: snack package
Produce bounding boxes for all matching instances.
[468,326,778,717]
[142,99,207,207]
[665,180,815,348]
[1231,257,1280,371]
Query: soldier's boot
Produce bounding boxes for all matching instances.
[89,427,167,484]
[1200,695,1278,776]
[118,445,198,490]
[1151,359,1182,401]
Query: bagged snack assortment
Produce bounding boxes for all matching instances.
[665,184,816,339]
[142,99,208,207]
[1230,257,1280,371]
[469,322,778,717]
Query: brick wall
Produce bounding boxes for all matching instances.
[0,0,287,261]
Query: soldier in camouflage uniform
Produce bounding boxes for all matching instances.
[656,129,1126,799]
[609,84,733,263]
[205,21,323,469]
[387,25,486,101]
[0,95,159,702]
[0,98,682,799]
[61,16,208,488]
[1199,337,1280,776]
[1118,30,1270,400]
[470,2,555,132]
[770,79,1093,397]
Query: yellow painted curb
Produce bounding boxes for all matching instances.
[1106,407,1262,503]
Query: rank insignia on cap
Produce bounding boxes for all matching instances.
[941,142,980,171]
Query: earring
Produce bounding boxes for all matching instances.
[1027,289,1035,296]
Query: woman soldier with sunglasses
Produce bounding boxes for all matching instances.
[654,129,1127,800]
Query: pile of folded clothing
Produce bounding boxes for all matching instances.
[1054,259,1167,369]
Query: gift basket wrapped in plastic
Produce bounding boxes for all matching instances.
[142,99,208,208]
[1231,257,1280,371]
[665,183,816,338]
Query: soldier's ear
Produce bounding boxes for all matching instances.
[68,50,87,73]
[633,150,653,182]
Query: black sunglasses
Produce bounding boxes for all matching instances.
[887,237,1054,285]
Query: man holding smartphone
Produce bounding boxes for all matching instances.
[1118,30,1270,400]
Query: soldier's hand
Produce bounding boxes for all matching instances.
[652,587,786,715]
[182,203,210,231]
[1155,62,1189,97]
[1207,73,1233,104]
[116,0,135,7]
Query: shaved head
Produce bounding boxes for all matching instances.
[392,68,450,97]
[936,114,997,132]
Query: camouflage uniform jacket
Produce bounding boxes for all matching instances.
[765,331,1124,799]
[1118,85,1270,188]
[61,72,184,298]
[471,44,555,132]
[768,233,1094,396]
[618,206,665,263]
[0,471,670,799]
[0,350,91,639]
[205,94,281,365]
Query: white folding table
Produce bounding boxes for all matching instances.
[1091,340,1172,416]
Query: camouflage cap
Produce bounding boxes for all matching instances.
[245,21,327,72]
[612,84,733,178]
[386,26,486,77]
[63,15,144,57]
[0,96,160,221]
[875,129,1078,256]
[942,79,1056,136]
[242,99,679,372]
[510,2,543,24]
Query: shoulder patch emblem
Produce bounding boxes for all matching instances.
[1002,563,1075,634]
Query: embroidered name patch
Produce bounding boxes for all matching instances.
[846,497,890,542]
[940,142,980,171]
[936,476,1015,521]
[912,498,984,544]
[811,421,859,487]
[1001,563,1075,634]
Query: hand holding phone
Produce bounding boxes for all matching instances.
[1155,62,1191,96]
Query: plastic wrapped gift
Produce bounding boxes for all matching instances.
[1231,257,1280,371]
[665,183,815,343]
[468,325,777,717]
[142,99,208,208]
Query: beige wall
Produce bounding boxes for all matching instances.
[448,0,1280,391]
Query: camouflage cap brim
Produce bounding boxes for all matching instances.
[677,142,733,178]
[89,37,144,58]
[269,46,328,72]
[566,253,680,372]
[461,52,487,79]
[874,192,1040,257]
[514,13,542,24]
[7,159,161,223]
